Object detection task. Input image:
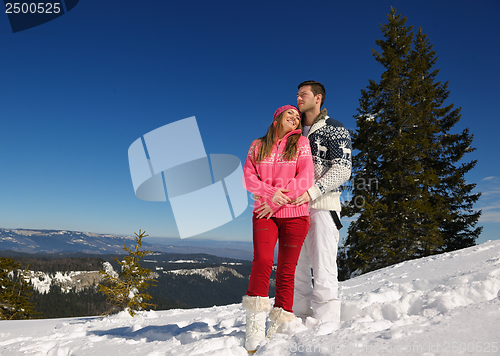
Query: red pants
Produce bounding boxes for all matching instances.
[247,214,309,313]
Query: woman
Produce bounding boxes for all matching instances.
[242,105,314,353]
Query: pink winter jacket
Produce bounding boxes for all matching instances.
[243,129,314,218]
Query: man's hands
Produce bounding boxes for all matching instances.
[290,191,311,206]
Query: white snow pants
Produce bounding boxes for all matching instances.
[293,208,340,322]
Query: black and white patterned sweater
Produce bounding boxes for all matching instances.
[305,108,352,212]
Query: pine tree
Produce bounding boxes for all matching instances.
[98,230,157,316]
[341,8,482,276]
[0,258,37,320]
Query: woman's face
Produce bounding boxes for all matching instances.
[280,109,300,133]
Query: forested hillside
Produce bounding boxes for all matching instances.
[1,252,269,319]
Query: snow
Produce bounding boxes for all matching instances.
[102,262,117,278]
[1,240,500,355]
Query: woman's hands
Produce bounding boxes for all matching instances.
[272,189,291,206]
[254,189,291,219]
[255,201,273,219]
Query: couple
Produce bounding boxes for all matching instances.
[242,80,353,353]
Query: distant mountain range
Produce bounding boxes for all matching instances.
[0,228,260,318]
[1,250,260,318]
[0,228,253,261]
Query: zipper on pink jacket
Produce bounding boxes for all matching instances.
[271,129,301,189]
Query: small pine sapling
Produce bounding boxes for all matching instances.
[98,230,157,316]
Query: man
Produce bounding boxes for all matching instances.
[291,80,352,323]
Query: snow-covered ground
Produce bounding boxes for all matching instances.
[1,240,500,356]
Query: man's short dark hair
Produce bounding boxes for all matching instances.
[298,80,326,107]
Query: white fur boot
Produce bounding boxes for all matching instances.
[242,295,271,353]
[266,307,297,339]
[312,299,341,323]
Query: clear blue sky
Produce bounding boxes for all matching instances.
[1,0,498,245]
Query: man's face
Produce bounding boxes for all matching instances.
[297,85,319,113]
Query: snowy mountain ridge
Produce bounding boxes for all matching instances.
[20,265,247,294]
[0,228,253,260]
[0,228,137,255]
[23,270,102,294]
[2,229,128,239]
[164,266,245,282]
[1,240,499,355]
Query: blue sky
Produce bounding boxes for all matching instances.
[1,0,498,245]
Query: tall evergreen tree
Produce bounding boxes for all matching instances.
[98,230,157,316]
[341,8,482,276]
[0,258,37,320]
